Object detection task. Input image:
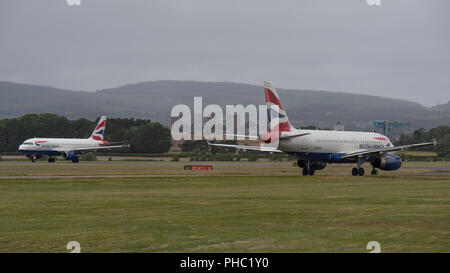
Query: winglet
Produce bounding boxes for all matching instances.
[433,139,438,148]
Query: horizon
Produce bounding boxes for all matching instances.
[1,79,445,108]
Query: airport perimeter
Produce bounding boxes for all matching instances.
[0,161,448,252]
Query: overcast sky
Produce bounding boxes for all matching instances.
[1,0,449,106]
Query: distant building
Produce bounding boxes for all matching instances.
[333,122,345,131]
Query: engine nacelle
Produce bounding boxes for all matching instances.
[297,159,327,170]
[62,151,79,160]
[372,154,402,171]
[311,161,327,170]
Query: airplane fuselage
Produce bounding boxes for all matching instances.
[19,138,106,156]
[279,129,393,163]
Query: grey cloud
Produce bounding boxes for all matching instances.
[0,0,449,106]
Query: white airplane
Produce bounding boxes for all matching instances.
[18,116,129,163]
[208,81,436,176]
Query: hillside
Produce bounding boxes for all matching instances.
[432,101,450,112]
[1,81,449,130]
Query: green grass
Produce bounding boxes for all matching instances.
[0,175,449,252]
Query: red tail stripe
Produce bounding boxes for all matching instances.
[91,135,108,144]
[95,120,106,130]
[270,122,291,135]
[264,88,284,110]
[278,121,291,132]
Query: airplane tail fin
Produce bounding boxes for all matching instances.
[264,81,293,133]
[90,116,107,142]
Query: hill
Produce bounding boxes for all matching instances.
[1,81,449,130]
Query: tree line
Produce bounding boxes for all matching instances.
[0,114,172,153]
[1,114,449,158]
[396,125,450,158]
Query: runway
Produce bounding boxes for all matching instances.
[0,161,449,178]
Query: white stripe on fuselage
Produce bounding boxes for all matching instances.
[18,138,103,153]
[278,129,393,154]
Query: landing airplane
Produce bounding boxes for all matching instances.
[208,81,436,176]
[18,116,129,163]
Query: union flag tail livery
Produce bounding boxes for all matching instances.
[264,81,292,133]
[90,116,107,142]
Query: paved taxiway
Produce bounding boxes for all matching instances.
[0,161,449,178]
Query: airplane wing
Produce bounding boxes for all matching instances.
[207,141,282,153]
[61,145,129,154]
[280,132,311,139]
[341,141,437,159]
[224,134,260,140]
[222,132,310,140]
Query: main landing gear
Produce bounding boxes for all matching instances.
[351,157,379,176]
[352,167,379,176]
[299,160,315,176]
[302,167,315,176]
[352,157,366,176]
[48,157,55,163]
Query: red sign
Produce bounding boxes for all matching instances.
[184,165,213,171]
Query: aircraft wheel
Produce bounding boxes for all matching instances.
[351,167,358,176]
[371,169,378,175]
[358,168,365,176]
[72,158,79,163]
[48,158,55,163]
[308,169,315,176]
[302,168,309,176]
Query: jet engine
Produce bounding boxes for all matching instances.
[297,159,327,170]
[372,154,402,171]
[62,151,79,160]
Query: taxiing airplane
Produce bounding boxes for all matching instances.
[18,116,128,163]
[209,81,436,176]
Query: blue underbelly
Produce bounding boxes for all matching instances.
[288,152,357,163]
[19,150,61,156]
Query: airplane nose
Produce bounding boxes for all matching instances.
[18,145,24,150]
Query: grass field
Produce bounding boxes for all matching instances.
[0,161,449,252]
